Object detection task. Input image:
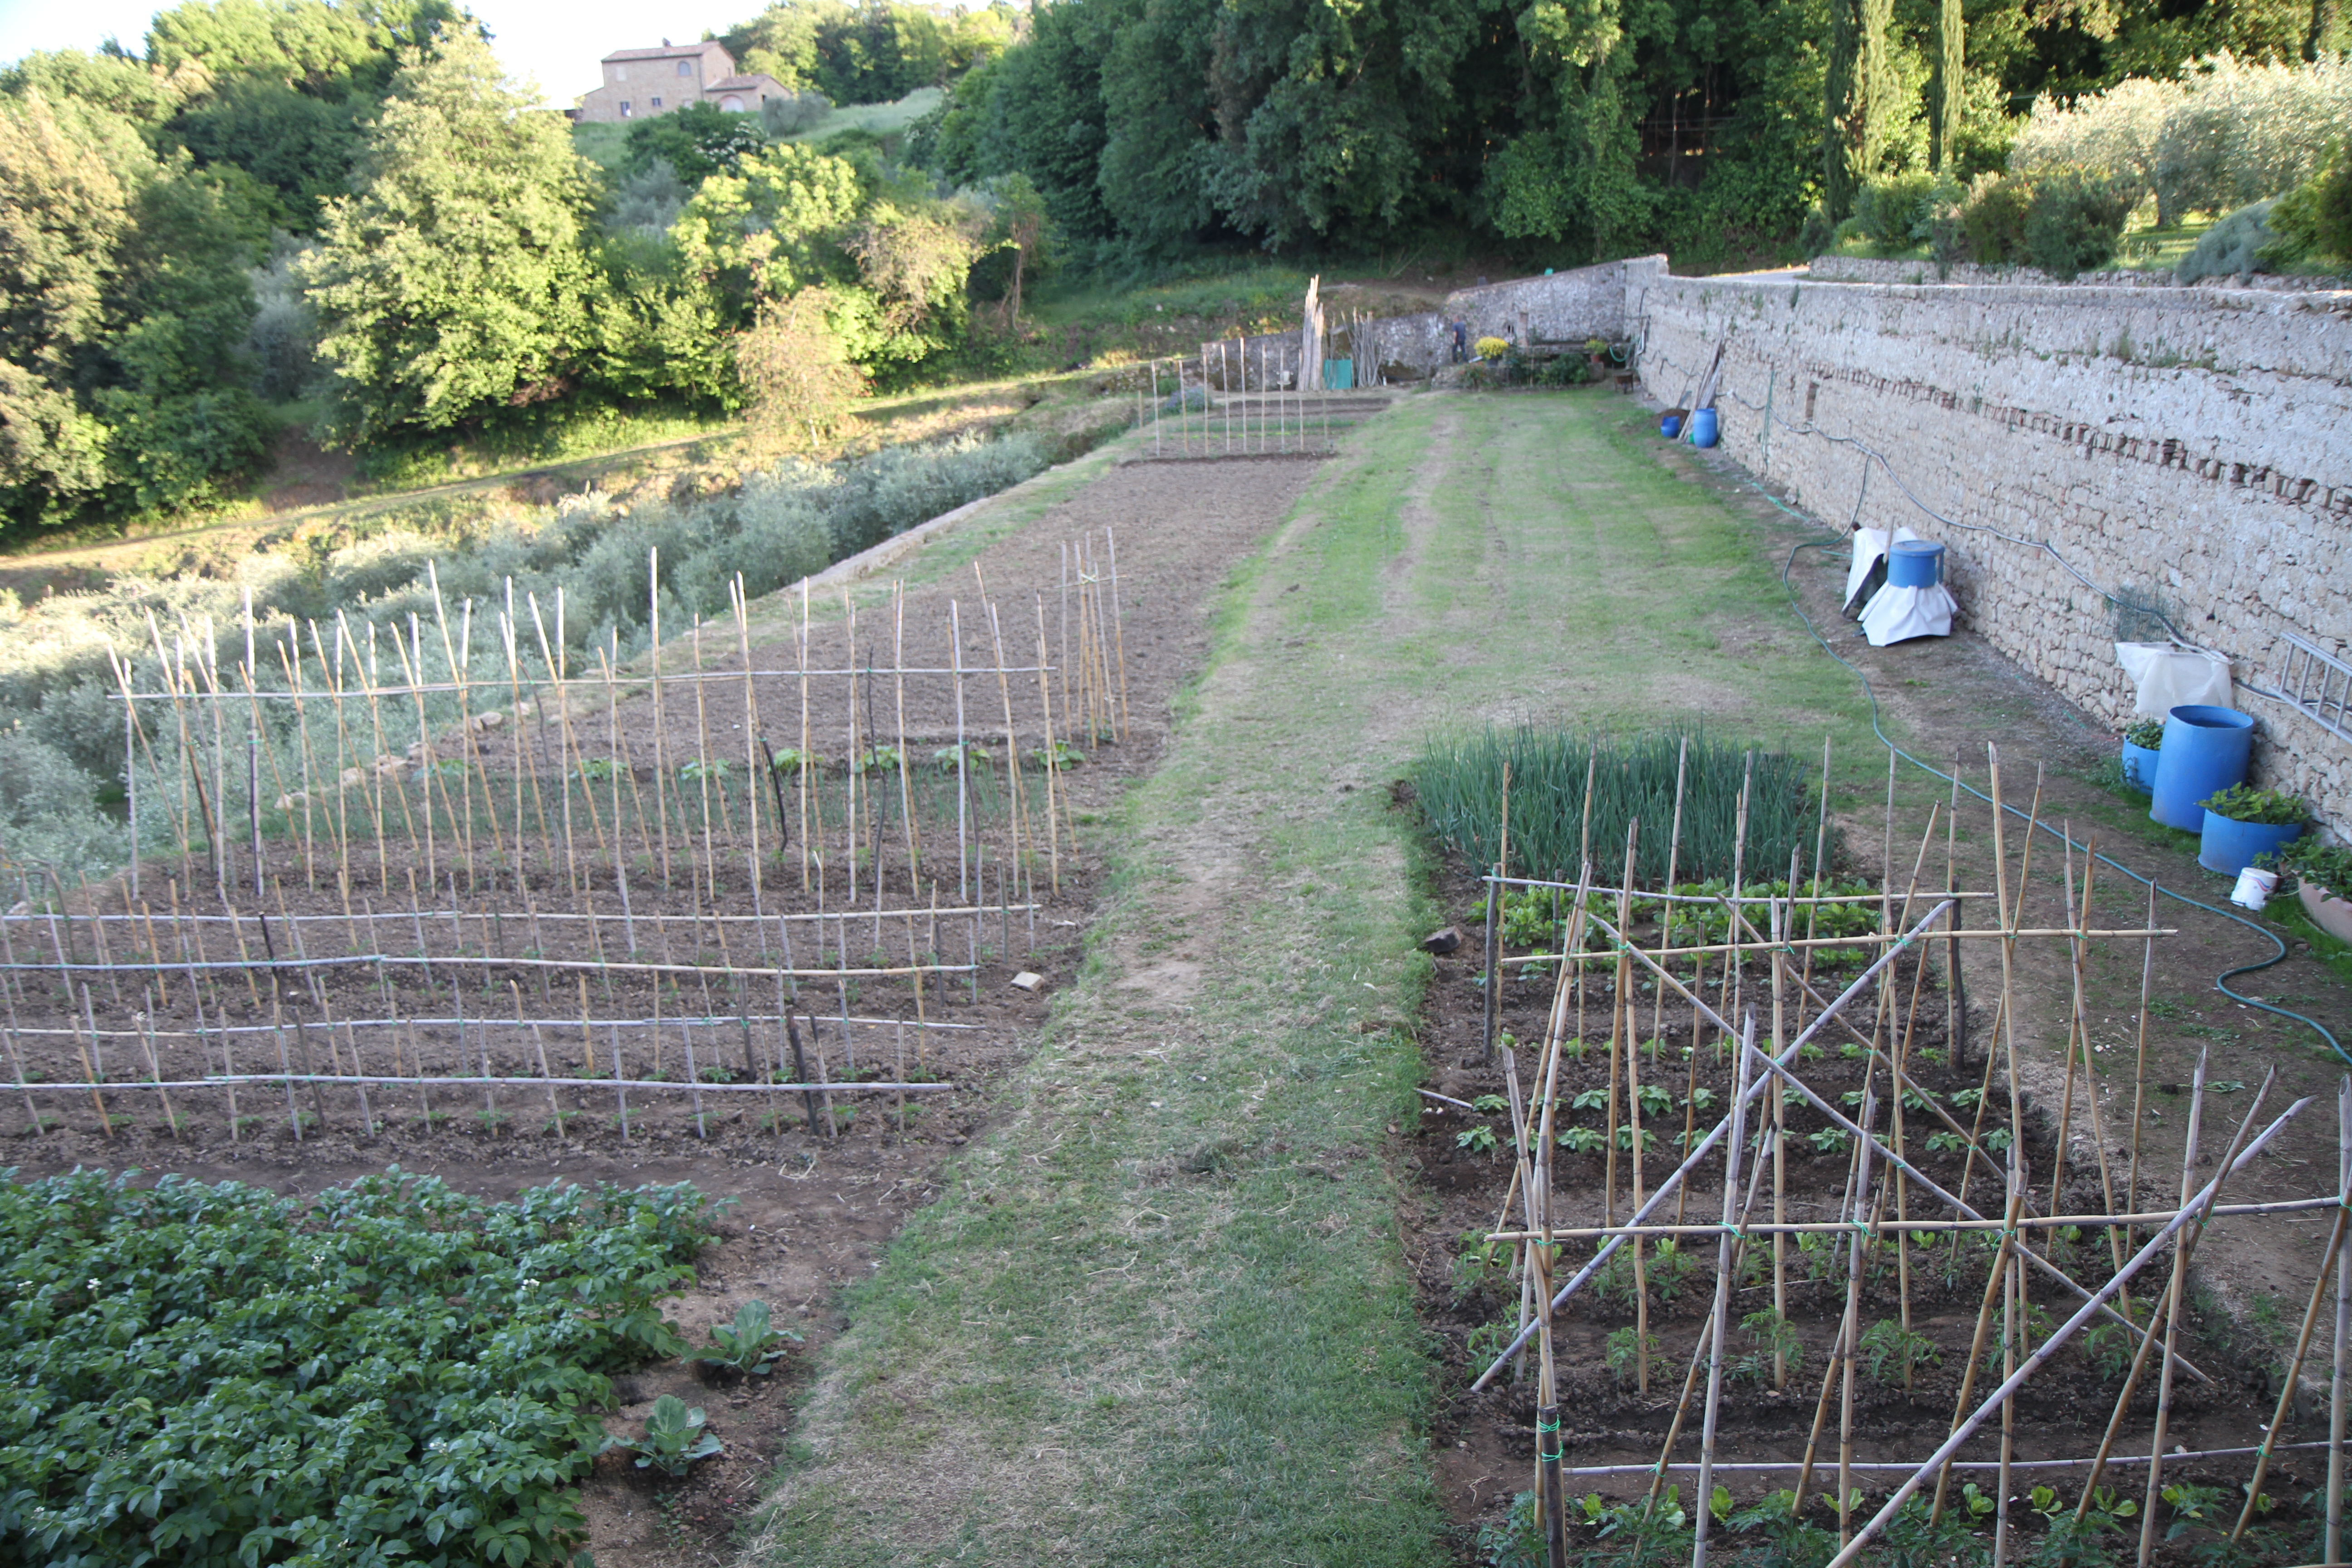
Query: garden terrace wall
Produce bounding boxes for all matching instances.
[1196,263,1634,386]
[1628,259,2352,836]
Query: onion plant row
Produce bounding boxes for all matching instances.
[1410,727,1824,890]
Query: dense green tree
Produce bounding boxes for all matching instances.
[168,75,367,229]
[0,94,125,520]
[624,100,770,182]
[724,0,1019,105]
[301,27,597,441]
[669,142,867,320]
[0,88,270,525]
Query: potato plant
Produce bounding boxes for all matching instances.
[0,1168,711,1566]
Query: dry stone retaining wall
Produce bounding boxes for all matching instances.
[1628,258,2352,835]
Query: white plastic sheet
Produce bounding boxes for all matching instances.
[1860,583,1957,646]
[1844,526,1925,612]
[2114,642,2233,718]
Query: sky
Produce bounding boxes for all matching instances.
[0,0,739,107]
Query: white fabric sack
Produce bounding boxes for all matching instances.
[1860,583,1957,646]
[2114,643,2233,718]
[1844,526,1925,611]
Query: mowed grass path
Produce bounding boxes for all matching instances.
[749,394,1891,1566]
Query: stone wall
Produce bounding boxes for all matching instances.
[1187,263,1637,386]
[1630,260,2352,835]
[1803,255,2344,293]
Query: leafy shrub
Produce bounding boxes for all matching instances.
[2122,718,2163,750]
[2269,837,2352,897]
[1961,172,2034,264]
[2010,56,2352,225]
[2264,148,2352,268]
[2199,784,2307,825]
[0,730,128,884]
[761,89,835,137]
[1854,174,1936,249]
[1913,174,1968,274]
[1797,204,1838,257]
[2022,171,2133,279]
[0,1169,710,1565]
[2176,199,2278,282]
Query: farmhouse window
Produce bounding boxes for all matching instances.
[650,96,662,108]
[619,101,632,117]
[677,59,693,75]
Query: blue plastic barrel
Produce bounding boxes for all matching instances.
[2198,814,2303,876]
[1690,407,1719,447]
[1887,540,1945,588]
[2148,705,2254,831]
[2119,740,2159,793]
[1660,413,1682,438]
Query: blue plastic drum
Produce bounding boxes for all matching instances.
[2148,705,2254,832]
[1887,540,1945,588]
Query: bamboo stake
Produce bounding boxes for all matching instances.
[649,550,673,888]
[1033,597,1063,893]
[1105,529,1130,741]
[2229,1188,2345,1542]
[2329,1074,2350,1565]
[1616,821,1650,1394]
[1931,1188,2027,1522]
[1835,1088,1881,1545]
[1691,1021,1752,1568]
[2128,881,2157,1215]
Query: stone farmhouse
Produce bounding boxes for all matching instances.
[573,39,789,123]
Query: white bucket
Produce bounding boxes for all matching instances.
[2229,866,2279,911]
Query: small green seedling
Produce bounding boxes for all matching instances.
[1558,1127,1606,1153]
[1470,1093,1510,1114]
[695,1299,801,1375]
[1456,1124,1500,1156]
[611,1394,722,1476]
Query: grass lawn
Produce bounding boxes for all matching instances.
[748,390,1917,1565]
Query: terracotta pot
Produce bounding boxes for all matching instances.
[2300,880,2352,945]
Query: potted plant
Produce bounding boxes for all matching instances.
[1586,336,1612,377]
[2195,784,2307,877]
[2268,838,2352,944]
[2119,719,2161,793]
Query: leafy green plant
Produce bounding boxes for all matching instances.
[694,1298,802,1375]
[1456,1123,1501,1156]
[1728,1309,1806,1382]
[611,1393,723,1476]
[678,758,736,784]
[2198,785,2308,826]
[1809,1126,1853,1154]
[2122,719,2163,750]
[2080,1321,2134,1381]
[1466,1320,1517,1365]
[2159,1481,2225,1541]
[0,1169,707,1564]
[1858,1318,1942,1384]
[1453,1232,1509,1300]
[1606,1326,1661,1386]
[1636,1083,1675,1117]
[1471,1093,1510,1114]
[2269,837,2352,897]
[1558,1126,1607,1153]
